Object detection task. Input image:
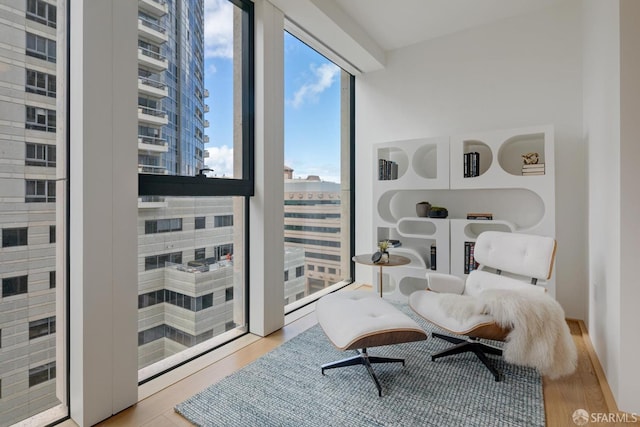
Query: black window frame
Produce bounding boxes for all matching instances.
[25,69,57,98]
[26,142,57,167]
[194,216,206,229]
[138,0,254,196]
[26,0,57,28]
[2,227,28,247]
[25,179,56,203]
[2,275,29,297]
[137,5,253,381]
[25,32,56,63]
[25,106,56,132]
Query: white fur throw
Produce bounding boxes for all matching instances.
[439,289,577,379]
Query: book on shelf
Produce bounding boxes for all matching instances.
[464,241,479,274]
[388,239,402,248]
[430,244,436,270]
[522,163,545,176]
[378,159,399,180]
[467,213,493,220]
[463,152,480,178]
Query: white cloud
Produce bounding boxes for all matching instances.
[205,145,234,177]
[204,0,234,59]
[289,63,340,108]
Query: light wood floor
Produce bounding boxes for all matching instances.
[61,301,629,427]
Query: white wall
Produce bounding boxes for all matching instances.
[584,0,640,414]
[583,0,621,410]
[355,1,587,319]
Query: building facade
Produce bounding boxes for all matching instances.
[0,0,60,424]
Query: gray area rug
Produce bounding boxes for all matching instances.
[175,305,544,427]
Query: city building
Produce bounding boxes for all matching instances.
[0,0,60,423]
[284,168,347,299]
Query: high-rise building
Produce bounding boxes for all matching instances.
[0,0,60,424]
[0,0,217,422]
[137,0,206,176]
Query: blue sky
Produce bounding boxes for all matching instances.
[203,0,342,183]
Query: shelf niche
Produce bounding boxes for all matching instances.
[463,221,514,239]
[379,188,545,230]
[463,140,492,177]
[377,147,408,180]
[412,144,438,179]
[498,132,545,176]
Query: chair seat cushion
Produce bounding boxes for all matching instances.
[316,290,427,350]
[409,289,499,337]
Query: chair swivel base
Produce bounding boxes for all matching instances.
[321,347,405,396]
[431,332,503,382]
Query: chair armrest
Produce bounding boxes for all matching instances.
[426,272,465,294]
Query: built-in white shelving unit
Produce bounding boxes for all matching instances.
[372,125,555,301]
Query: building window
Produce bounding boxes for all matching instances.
[284,237,340,247]
[284,270,289,281]
[2,227,28,247]
[214,215,233,228]
[2,275,28,298]
[49,225,56,243]
[328,268,337,275]
[49,271,55,288]
[295,266,304,277]
[144,251,182,271]
[225,321,235,331]
[26,143,57,167]
[25,106,56,132]
[194,248,205,261]
[213,243,233,261]
[29,316,56,340]
[25,69,56,97]
[26,0,57,28]
[195,216,206,229]
[25,32,56,63]
[25,179,56,203]
[307,264,314,271]
[317,266,325,273]
[29,362,56,387]
[225,287,233,302]
[145,218,183,234]
[296,291,305,300]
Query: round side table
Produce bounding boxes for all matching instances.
[352,254,411,297]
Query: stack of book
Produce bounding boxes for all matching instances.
[463,152,480,177]
[467,213,493,220]
[522,163,545,176]
[378,159,398,180]
[430,244,436,270]
[464,241,479,274]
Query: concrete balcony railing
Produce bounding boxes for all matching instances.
[203,135,209,143]
[138,164,169,175]
[138,195,168,209]
[203,104,209,113]
[138,77,168,98]
[138,105,169,126]
[138,0,168,17]
[138,135,169,153]
[138,17,169,44]
[138,47,168,72]
[203,120,210,128]
[203,88,209,98]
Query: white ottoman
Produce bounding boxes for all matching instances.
[316,290,427,396]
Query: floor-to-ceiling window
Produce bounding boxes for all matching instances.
[283,31,354,311]
[137,0,253,381]
[0,0,68,424]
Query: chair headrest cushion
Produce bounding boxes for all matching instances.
[473,231,556,280]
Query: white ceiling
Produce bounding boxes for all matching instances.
[332,0,564,51]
